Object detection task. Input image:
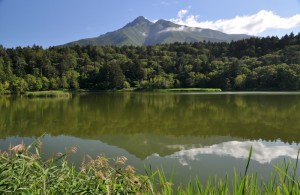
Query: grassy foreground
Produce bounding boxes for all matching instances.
[0,140,299,194]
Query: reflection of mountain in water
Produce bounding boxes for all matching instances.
[0,92,300,158]
[97,134,244,159]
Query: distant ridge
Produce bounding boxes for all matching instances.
[65,16,251,46]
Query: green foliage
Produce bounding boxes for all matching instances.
[10,77,28,94]
[61,76,69,89]
[234,74,247,89]
[41,76,50,90]
[0,83,3,94]
[24,74,43,91]
[64,70,80,89]
[123,81,131,89]
[99,61,125,89]
[49,77,59,90]
[1,33,300,93]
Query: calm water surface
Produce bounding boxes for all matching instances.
[0,92,300,184]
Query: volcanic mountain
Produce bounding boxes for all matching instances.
[65,16,251,46]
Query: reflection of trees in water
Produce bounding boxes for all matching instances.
[0,93,300,143]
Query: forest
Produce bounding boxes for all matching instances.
[0,33,300,93]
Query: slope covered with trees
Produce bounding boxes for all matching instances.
[0,33,300,94]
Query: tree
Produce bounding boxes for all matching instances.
[61,76,69,89]
[49,77,59,90]
[121,60,145,85]
[10,77,28,94]
[150,74,174,89]
[0,58,5,82]
[194,73,207,87]
[0,83,3,94]
[234,74,247,90]
[12,56,27,77]
[98,60,125,89]
[0,33,300,91]
[25,74,38,91]
[41,76,50,90]
[58,53,77,74]
[64,70,80,89]
[275,64,299,89]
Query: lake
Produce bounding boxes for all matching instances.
[0,92,300,185]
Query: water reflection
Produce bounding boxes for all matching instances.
[1,92,300,143]
[168,140,300,165]
[98,134,244,159]
[0,92,300,183]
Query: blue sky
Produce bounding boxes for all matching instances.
[0,0,300,48]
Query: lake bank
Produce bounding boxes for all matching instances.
[0,88,222,97]
[3,87,300,97]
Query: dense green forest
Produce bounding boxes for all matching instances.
[1,33,300,93]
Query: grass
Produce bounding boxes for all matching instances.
[135,88,222,92]
[25,90,71,98]
[0,140,299,194]
[69,87,222,93]
[161,88,222,92]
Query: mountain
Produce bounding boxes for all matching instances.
[65,16,251,46]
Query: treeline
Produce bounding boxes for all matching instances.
[1,33,300,93]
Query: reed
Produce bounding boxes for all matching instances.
[0,139,299,194]
[163,88,222,92]
[25,90,71,98]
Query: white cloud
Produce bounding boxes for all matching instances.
[159,26,187,33]
[158,26,202,34]
[177,9,188,18]
[141,31,147,37]
[171,10,300,35]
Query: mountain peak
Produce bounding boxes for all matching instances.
[125,16,152,27]
[135,16,148,22]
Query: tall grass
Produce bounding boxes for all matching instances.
[152,146,300,195]
[0,139,151,194]
[0,139,299,194]
[25,91,71,98]
[163,88,222,92]
[140,88,222,92]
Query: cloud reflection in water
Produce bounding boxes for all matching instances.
[167,141,299,165]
